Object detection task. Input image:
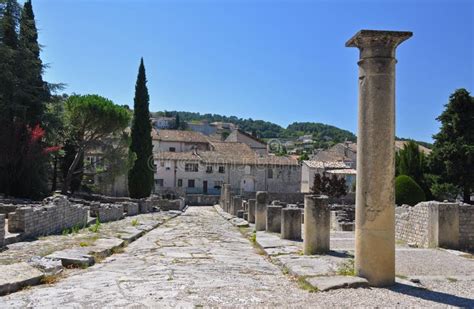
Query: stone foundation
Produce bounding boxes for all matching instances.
[8,195,88,238]
[90,203,124,223]
[0,215,5,247]
[395,201,473,249]
[459,204,474,249]
[122,202,139,216]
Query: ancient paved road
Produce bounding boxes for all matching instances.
[1,207,473,308]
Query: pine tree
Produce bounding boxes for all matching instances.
[18,0,49,125]
[430,88,474,204]
[128,58,154,198]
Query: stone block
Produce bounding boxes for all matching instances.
[304,195,330,255]
[248,199,256,223]
[255,191,268,231]
[232,196,242,216]
[281,208,302,240]
[46,248,95,268]
[266,205,283,233]
[122,202,139,216]
[305,276,369,292]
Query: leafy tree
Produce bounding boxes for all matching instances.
[298,152,309,162]
[61,94,130,194]
[128,58,154,198]
[396,141,431,198]
[430,89,474,204]
[395,175,426,206]
[311,173,347,198]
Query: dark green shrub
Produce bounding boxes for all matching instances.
[395,175,426,206]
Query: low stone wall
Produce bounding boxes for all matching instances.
[395,203,430,247]
[90,203,124,223]
[122,202,139,216]
[395,201,466,249]
[0,214,5,247]
[330,204,355,231]
[0,204,21,218]
[186,194,220,206]
[8,196,88,238]
[72,192,140,204]
[459,204,474,249]
[157,199,185,211]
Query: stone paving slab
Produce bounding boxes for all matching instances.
[273,253,349,277]
[0,207,473,307]
[0,262,43,296]
[46,248,94,267]
[306,275,369,291]
[214,204,249,227]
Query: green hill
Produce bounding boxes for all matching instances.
[152,110,431,149]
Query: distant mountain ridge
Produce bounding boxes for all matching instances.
[152,110,431,149]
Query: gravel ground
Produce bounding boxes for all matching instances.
[0,206,472,308]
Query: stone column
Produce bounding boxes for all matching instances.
[232,196,242,216]
[304,195,330,255]
[255,191,268,231]
[346,30,412,287]
[281,208,302,240]
[248,199,256,223]
[224,184,231,213]
[266,205,283,233]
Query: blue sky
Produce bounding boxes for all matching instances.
[32,0,473,142]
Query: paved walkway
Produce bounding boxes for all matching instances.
[0,207,473,308]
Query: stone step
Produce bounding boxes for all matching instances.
[0,262,43,296]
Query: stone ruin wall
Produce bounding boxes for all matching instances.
[8,196,88,238]
[395,201,474,249]
[90,203,125,223]
[0,214,5,247]
[459,205,474,249]
[395,203,431,247]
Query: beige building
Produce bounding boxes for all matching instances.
[225,129,267,155]
[153,130,300,195]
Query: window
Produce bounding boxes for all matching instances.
[214,180,223,188]
[206,165,213,173]
[169,147,176,152]
[177,179,183,187]
[218,166,225,173]
[160,161,165,167]
[188,179,195,188]
[185,163,199,172]
[244,165,251,175]
[155,179,164,187]
[268,168,273,179]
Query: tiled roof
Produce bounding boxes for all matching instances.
[154,141,299,166]
[326,168,357,175]
[153,129,210,143]
[303,160,350,169]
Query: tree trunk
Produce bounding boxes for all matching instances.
[463,187,472,204]
[61,148,84,195]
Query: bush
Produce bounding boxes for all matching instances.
[395,175,426,206]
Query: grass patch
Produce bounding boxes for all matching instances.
[249,231,256,244]
[396,274,408,280]
[446,277,458,282]
[297,277,319,293]
[79,241,90,247]
[88,218,101,233]
[41,274,62,285]
[131,219,139,227]
[112,246,125,254]
[336,258,355,276]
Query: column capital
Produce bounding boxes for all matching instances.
[346,30,412,58]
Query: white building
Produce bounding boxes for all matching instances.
[301,160,356,193]
[152,117,176,129]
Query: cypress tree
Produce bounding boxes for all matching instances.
[18,0,49,125]
[128,58,154,198]
[0,0,20,121]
